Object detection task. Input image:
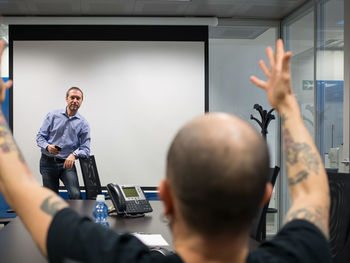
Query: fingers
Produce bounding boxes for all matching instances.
[0,41,4,78]
[63,160,73,169]
[259,60,270,77]
[282,51,292,73]
[0,41,5,56]
[63,154,75,169]
[4,80,13,89]
[48,145,59,155]
[275,39,285,67]
[266,46,275,69]
[250,76,267,90]
[0,41,12,104]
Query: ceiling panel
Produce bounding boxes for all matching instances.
[0,0,310,19]
[209,25,270,39]
[243,5,294,18]
[185,4,239,17]
[133,2,190,16]
[0,1,30,15]
[81,0,136,15]
[21,0,80,15]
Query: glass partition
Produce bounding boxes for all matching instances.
[283,0,345,222]
[316,0,344,172]
[209,22,279,236]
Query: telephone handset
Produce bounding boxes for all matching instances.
[107,183,153,217]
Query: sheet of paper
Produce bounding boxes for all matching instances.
[132,233,169,247]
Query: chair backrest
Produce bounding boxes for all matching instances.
[79,155,102,199]
[327,171,350,263]
[250,166,280,242]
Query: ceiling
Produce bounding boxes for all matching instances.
[0,0,310,19]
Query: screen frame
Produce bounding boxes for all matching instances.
[9,25,208,189]
[8,24,209,131]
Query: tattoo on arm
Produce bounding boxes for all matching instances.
[0,122,17,153]
[284,206,329,239]
[281,114,320,186]
[0,113,31,172]
[284,129,319,171]
[287,170,309,186]
[40,195,66,217]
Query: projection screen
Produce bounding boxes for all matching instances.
[10,25,208,187]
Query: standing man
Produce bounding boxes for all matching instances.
[36,87,90,199]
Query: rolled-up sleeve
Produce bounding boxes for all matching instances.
[36,113,52,151]
[74,121,91,158]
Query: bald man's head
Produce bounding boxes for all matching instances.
[166,113,270,236]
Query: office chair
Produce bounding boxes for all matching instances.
[0,194,16,226]
[250,166,280,242]
[327,171,350,263]
[79,155,104,200]
[0,212,16,226]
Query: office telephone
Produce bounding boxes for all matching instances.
[107,183,153,217]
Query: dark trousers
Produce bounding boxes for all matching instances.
[40,157,81,199]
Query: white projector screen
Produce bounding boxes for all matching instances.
[10,25,207,187]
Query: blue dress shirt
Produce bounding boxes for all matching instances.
[36,109,90,159]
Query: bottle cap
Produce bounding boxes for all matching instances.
[96,194,105,202]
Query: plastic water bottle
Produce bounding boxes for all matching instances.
[93,194,110,227]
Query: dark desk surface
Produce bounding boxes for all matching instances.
[0,200,259,263]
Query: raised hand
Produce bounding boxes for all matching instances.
[250,39,293,112]
[0,40,13,104]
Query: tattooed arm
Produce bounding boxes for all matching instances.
[0,41,68,255]
[250,39,330,238]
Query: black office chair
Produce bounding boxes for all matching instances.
[327,171,350,263]
[0,209,16,226]
[0,194,16,226]
[250,166,280,242]
[79,155,103,200]
[0,214,16,226]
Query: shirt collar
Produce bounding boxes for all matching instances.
[60,109,81,119]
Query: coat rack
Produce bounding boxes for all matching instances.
[250,104,275,140]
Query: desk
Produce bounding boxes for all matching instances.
[0,200,258,262]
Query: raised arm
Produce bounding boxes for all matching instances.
[250,39,330,238]
[0,40,68,255]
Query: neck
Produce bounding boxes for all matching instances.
[66,107,77,117]
[174,228,249,263]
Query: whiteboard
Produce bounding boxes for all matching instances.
[12,40,205,186]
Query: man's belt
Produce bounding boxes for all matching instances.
[41,154,65,163]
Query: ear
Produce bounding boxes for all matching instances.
[158,179,174,215]
[260,182,273,207]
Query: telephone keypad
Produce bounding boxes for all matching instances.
[126,200,153,214]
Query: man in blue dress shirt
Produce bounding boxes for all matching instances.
[36,87,91,199]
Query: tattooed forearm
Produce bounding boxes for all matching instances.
[288,170,309,186]
[40,195,66,217]
[0,122,17,153]
[0,111,29,167]
[284,206,329,239]
[283,128,319,173]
